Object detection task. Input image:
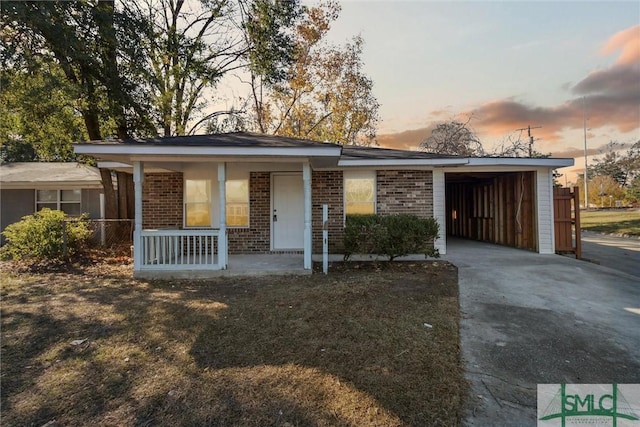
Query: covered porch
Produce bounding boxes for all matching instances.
[131,161,315,279]
[73,133,344,278]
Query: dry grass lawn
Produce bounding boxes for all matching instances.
[1,257,464,426]
[580,209,640,236]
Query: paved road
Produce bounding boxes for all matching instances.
[580,231,640,278]
[444,239,640,426]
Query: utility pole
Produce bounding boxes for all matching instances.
[516,125,541,157]
[583,96,588,209]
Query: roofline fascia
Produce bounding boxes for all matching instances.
[337,158,469,167]
[1,181,103,190]
[465,157,574,167]
[97,161,133,169]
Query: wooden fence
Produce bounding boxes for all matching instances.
[553,186,581,258]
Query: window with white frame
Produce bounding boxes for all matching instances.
[225,179,249,227]
[184,179,211,227]
[36,189,82,216]
[344,171,376,215]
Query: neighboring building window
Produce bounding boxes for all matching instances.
[344,172,376,215]
[226,179,249,227]
[184,180,211,227]
[36,189,82,216]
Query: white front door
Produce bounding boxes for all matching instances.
[272,173,304,250]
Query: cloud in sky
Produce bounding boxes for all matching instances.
[601,25,640,66]
[378,25,640,152]
[550,141,632,160]
[376,127,434,151]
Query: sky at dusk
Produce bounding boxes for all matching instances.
[323,1,640,181]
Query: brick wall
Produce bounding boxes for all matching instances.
[140,169,434,255]
[228,171,271,253]
[312,170,344,253]
[376,170,433,218]
[143,172,183,228]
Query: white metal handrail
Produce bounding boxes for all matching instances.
[140,229,220,270]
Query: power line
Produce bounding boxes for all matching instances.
[515,125,542,157]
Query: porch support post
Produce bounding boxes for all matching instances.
[218,162,227,269]
[133,161,144,272]
[303,162,312,269]
[432,169,446,255]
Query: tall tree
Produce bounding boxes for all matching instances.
[245,1,380,145]
[626,175,640,203]
[242,0,300,133]
[576,174,625,207]
[143,0,244,135]
[0,61,89,162]
[1,0,157,218]
[1,1,156,139]
[588,141,640,187]
[420,118,484,156]
[1,0,301,216]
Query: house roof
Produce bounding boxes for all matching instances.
[87,132,340,148]
[341,145,459,160]
[74,132,574,169]
[74,132,343,163]
[339,145,469,166]
[0,162,103,189]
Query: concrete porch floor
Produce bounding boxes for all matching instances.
[227,253,308,276]
[136,253,309,279]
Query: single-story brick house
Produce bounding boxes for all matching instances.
[0,162,104,244]
[74,132,573,278]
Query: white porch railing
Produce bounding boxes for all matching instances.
[140,229,221,270]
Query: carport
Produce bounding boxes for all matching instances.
[445,171,537,251]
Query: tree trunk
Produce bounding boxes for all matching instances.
[126,173,135,219]
[96,0,130,140]
[100,168,118,219]
[116,172,135,220]
[82,80,119,220]
[116,171,129,219]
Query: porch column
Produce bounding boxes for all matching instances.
[133,161,144,272]
[303,162,312,269]
[218,162,227,269]
[536,168,555,254]
[432,169,446,255]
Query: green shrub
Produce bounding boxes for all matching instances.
[1,209,91,261]
[344,214,379,260]
[344,214,440,261]
[376,214,440,260]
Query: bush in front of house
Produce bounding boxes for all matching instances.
[376,213,440,260]
[344,214,380,259]
[344,214,440,261]
[0,209,91,261]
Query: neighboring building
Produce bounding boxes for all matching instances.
[74,132,574,278]
[0,162,104,243]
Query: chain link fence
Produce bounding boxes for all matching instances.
[63,218,133,257]
[87,219,134,247]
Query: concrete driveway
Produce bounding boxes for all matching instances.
[444,239,640,426]
[581,231,640,278]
